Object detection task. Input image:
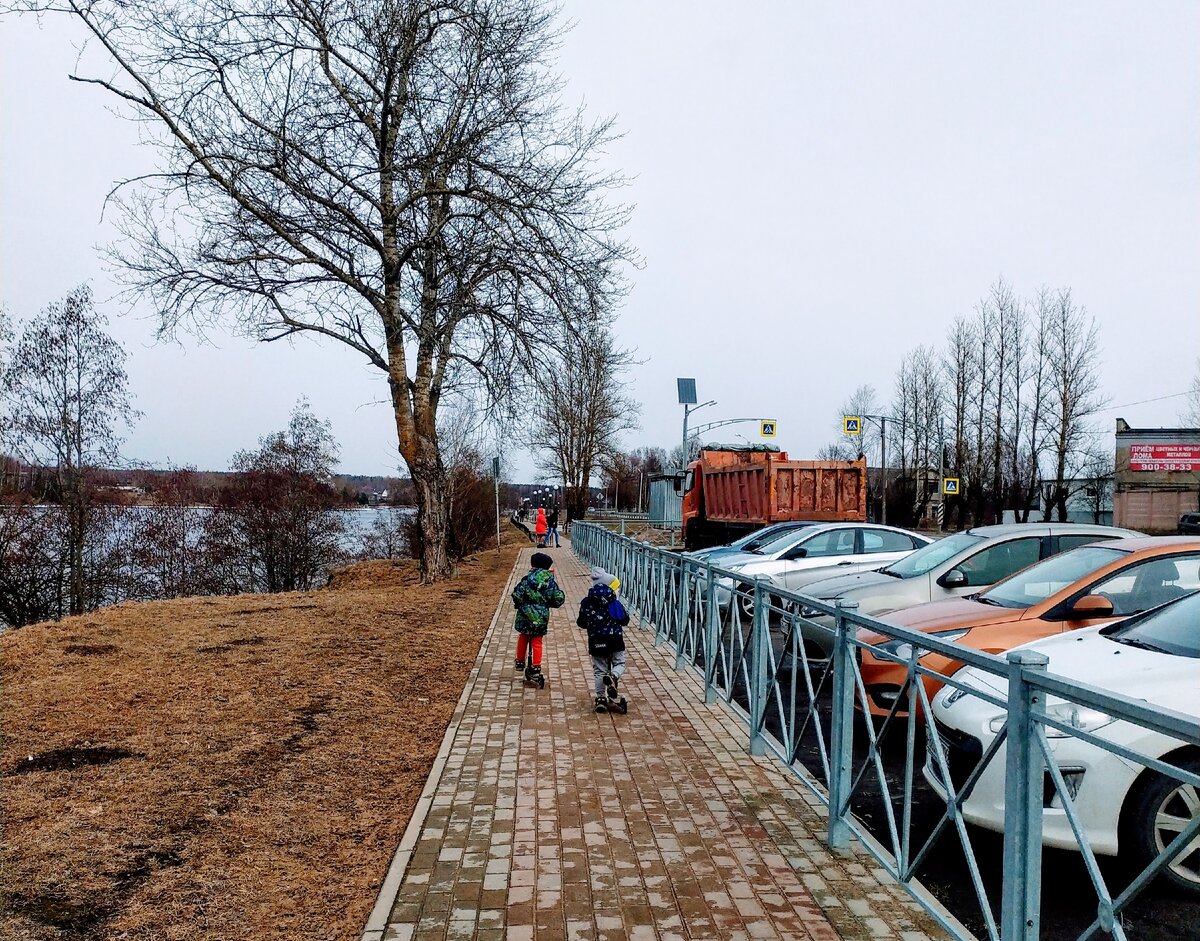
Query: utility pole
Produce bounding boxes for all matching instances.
[880,416,887,525]
[492,456,501,552]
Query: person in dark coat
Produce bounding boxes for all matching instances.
[576,567,630,712]
[547,507,561,547]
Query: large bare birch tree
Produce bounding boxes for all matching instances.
[33,0,631,580]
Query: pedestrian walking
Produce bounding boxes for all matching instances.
[534,506,548,548]
[577,567,631,713]
[511,552,565,688]
[547,507,561,547]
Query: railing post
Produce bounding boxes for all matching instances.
[675,559,691,670]
[748,580,770,756]
[655,552,670,646]
[1000,649,1049,941]
[827,598,859,851]
[703,563,719,703]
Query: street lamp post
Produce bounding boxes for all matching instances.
[681,398,717,469]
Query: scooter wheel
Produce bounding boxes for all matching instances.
[538,675,546,689]
[617,698,628,714]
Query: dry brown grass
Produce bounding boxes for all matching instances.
[1,547,520,940]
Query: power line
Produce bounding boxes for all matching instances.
[1097,390,1190,413]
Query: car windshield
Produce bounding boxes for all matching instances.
[739,523,815,552]
[1108,590,1200,657]
[882,532,983,578]
[979,545,1127,609]
[753,528,817,556]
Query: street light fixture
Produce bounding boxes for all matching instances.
[678,378,716,470]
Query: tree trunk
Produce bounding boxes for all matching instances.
[405,430,454,582]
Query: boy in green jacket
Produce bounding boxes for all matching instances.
[511,552,565,686]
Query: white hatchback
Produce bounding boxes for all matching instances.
[927,588,1200,893]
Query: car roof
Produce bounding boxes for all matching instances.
[798,522,916,532]
[1093,535,1200,552]
[960,523,1138,537]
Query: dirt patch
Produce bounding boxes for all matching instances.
[6,746,143,776]
[1,546,519,940]
[63,643,118,656]
[195,636,269,654]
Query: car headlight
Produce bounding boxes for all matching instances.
[1042,704,1116,738]
[876,628,969,662]
[987,704,1115,736]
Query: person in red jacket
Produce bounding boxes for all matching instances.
[534,507,548,548]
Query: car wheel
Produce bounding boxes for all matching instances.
[736,584,756,620]
[1123,755,1200,894]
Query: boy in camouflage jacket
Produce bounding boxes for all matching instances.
[511,552,565,678]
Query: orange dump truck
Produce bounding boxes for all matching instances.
[680,446,868,549]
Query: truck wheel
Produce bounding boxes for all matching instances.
[1122,755,1200,894]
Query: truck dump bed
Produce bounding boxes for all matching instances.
[702,457,867,523]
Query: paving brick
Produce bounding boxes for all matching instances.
[373,543,950,941]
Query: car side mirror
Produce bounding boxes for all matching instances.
[786,547,808,560]
[1069,594,1114,619]
[940,569,968,588]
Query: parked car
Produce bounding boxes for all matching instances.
[856,537,1200,717]
[1179,512,1200,535]
[928,588,1200,893]
[710,523,931,616]
[793,523,1140,658]
[682,520,818,564]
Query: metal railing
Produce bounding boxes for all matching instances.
[571,523,1200,941]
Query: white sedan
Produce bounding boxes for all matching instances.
[709,522,931,615]
[927,589,1200,893]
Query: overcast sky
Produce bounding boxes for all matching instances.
[2,3,1198,481]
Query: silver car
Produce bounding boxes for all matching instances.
[792,522,1142,658]
[707,522,931,615]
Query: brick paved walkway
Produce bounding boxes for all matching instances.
[364,544,952,941]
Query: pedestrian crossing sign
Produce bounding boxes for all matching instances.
[943,477,960,495]
[760,420,777,438]
[843,416,861,435]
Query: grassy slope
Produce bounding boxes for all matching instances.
[1,548,519,940]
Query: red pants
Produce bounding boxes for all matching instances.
[516,634,543,667]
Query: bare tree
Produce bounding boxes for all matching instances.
[1042,289,1105,522]
[891,346,943,525]
[206,400,347,593]
[1181,357,1200,427]
[33,0,632,581]
[1,286,138,616]
[941,315,976,529]
[528,325,638,521]
[1008,288,1051,521]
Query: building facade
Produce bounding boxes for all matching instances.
[1113,418,1200,533]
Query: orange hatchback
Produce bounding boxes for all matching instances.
[857,537,1200,718]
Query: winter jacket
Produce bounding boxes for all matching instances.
[548,509,559,529]
[511,568,565,637]
[535,509,548,535]
[576,584,629,656]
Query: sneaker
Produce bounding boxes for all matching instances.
[594,697,608,713]
[515,660,525,672]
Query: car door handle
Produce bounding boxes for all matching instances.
[837,561,853,566]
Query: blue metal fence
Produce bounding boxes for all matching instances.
[571,523,1200,941]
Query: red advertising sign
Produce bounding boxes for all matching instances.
[1128,444,1200,472]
